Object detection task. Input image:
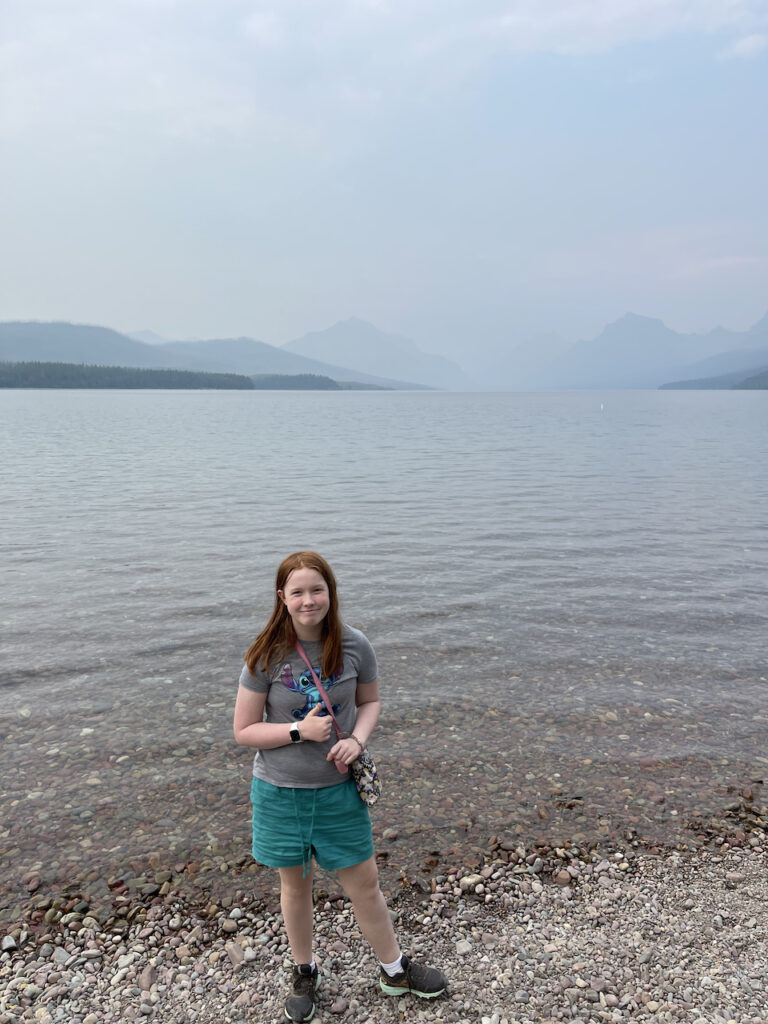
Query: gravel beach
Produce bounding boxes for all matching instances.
[2,835,767,1024]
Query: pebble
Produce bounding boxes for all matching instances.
[225,941,244,967]
[1,844,766,1024]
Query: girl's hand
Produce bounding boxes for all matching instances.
[326,736,362,766]
[299,703,333,743]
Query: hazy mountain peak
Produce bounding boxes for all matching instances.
[283,318,467,389]
[129,329,173,345]
[300,317,419,354]
[602,312,673,336]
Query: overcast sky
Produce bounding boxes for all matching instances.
[1,1,767,364]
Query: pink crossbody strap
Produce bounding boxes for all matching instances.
[295,641,344,742]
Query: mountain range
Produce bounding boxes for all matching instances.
[0,321,444,390]
[501,312,768,390]
[1,311,767,390]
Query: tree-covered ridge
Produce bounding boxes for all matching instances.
[660,365,768,390]
[733,369,768,389]
[251,373,340,389]
[0,361,254,389]
[0,362,388,390]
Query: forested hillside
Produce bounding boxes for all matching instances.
[0,362,253,389]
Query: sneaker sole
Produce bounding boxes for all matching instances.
[379,979,446,998]
[284,1010,315,1024]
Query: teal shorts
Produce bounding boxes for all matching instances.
[250,776,374,872]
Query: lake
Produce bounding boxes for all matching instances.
[1,389,767,916]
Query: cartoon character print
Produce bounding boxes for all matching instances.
[280,663,341,721]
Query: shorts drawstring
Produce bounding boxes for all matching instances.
[292,788,318,878]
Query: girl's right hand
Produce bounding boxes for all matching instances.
[298,703,333,743]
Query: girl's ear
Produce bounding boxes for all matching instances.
[277,589,286,606]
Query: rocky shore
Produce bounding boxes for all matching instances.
[2,832,767,1024]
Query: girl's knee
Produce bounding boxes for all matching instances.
[338,855,373,880]
[339,864,384,904]
[279,864,313,897]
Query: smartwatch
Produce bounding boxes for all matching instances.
[289,723,303,744]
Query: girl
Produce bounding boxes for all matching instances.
[233,551,447,1022]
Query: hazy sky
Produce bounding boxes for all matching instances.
[2,1,767,365]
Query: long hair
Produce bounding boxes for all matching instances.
[245,551,344,679]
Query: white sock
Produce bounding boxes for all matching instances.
[380,955,403,977]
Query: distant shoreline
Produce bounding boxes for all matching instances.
[0,362,389,391]
[659,365,768,390]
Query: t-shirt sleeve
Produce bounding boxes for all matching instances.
[239,661,271,693]
[353,630,378,685]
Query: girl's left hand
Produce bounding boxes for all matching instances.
[326,736,362,766]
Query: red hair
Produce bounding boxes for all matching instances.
[244,551,344,679]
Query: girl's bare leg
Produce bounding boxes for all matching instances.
[278,864,315,964]
[336,856,400,963]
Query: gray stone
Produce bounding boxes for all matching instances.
[225,941,244,967]
[139,964,157,990]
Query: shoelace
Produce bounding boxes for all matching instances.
[294,967,315,995]
[403,959,413,994]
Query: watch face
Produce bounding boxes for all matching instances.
[290,725,301,742]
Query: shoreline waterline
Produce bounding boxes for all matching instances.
[2,710,765,931]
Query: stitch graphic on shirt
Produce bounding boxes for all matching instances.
[280,663,341,720]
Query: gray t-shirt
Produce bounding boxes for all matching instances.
[238,623,378,789]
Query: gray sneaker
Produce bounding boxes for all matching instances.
[379,954,447,998]
[284,963,319,1022]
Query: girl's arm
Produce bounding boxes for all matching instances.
[327,680,381,766]
[233,686,332,747]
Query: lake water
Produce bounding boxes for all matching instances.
[1,389,767,914]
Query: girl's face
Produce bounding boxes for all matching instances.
[278,567,330,640]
